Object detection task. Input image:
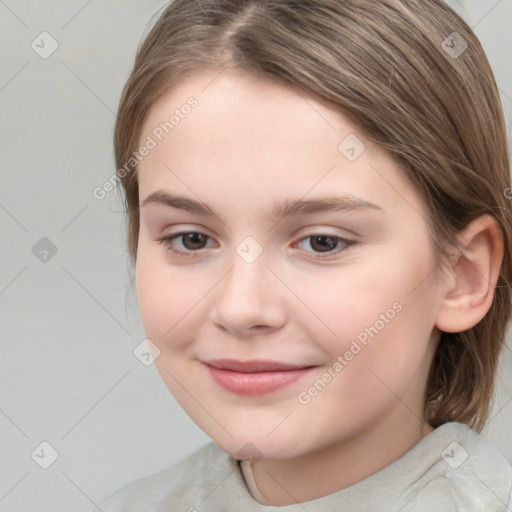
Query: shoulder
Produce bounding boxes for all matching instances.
[93,441,239,511]
[398,422,512,512]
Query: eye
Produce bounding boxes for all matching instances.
[295,234,355,256]
[156,231,356,259]
[156,231,216,256]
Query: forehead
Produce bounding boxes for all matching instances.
[137,69,425,221]
[140,69,342,160]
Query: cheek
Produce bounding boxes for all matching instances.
[135,246,228,355]
[307,243,437,380]
[135,251,195,344]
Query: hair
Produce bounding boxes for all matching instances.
[114,0,511,431]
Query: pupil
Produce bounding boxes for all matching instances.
[184,233,206,250]
[311,235,337,252]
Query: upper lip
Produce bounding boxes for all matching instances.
[203,359,313,373]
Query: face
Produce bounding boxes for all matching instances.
[135,69,444,461]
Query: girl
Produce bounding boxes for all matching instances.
[97,0,512,509]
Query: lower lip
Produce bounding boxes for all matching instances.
[205,365,314,396]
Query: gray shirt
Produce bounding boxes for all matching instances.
[94,422,512,511]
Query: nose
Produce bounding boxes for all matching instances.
[209,250,287,337]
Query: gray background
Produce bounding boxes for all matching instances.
[0,1,511,510]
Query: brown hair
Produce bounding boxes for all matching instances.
[114,0,511,431]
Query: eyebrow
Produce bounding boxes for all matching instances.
[141,190,382,218]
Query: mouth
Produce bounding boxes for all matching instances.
[202,359,316,396]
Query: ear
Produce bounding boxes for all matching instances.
[435,214,504,333]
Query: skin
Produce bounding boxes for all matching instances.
[134,68,502,505]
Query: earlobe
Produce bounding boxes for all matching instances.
[435,215,504,333]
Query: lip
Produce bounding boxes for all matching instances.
[203,359,316,396]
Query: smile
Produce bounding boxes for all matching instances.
[203,359,316,396]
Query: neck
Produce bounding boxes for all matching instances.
[251,406,433,505]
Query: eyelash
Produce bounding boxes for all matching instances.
[155,231,357,259]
